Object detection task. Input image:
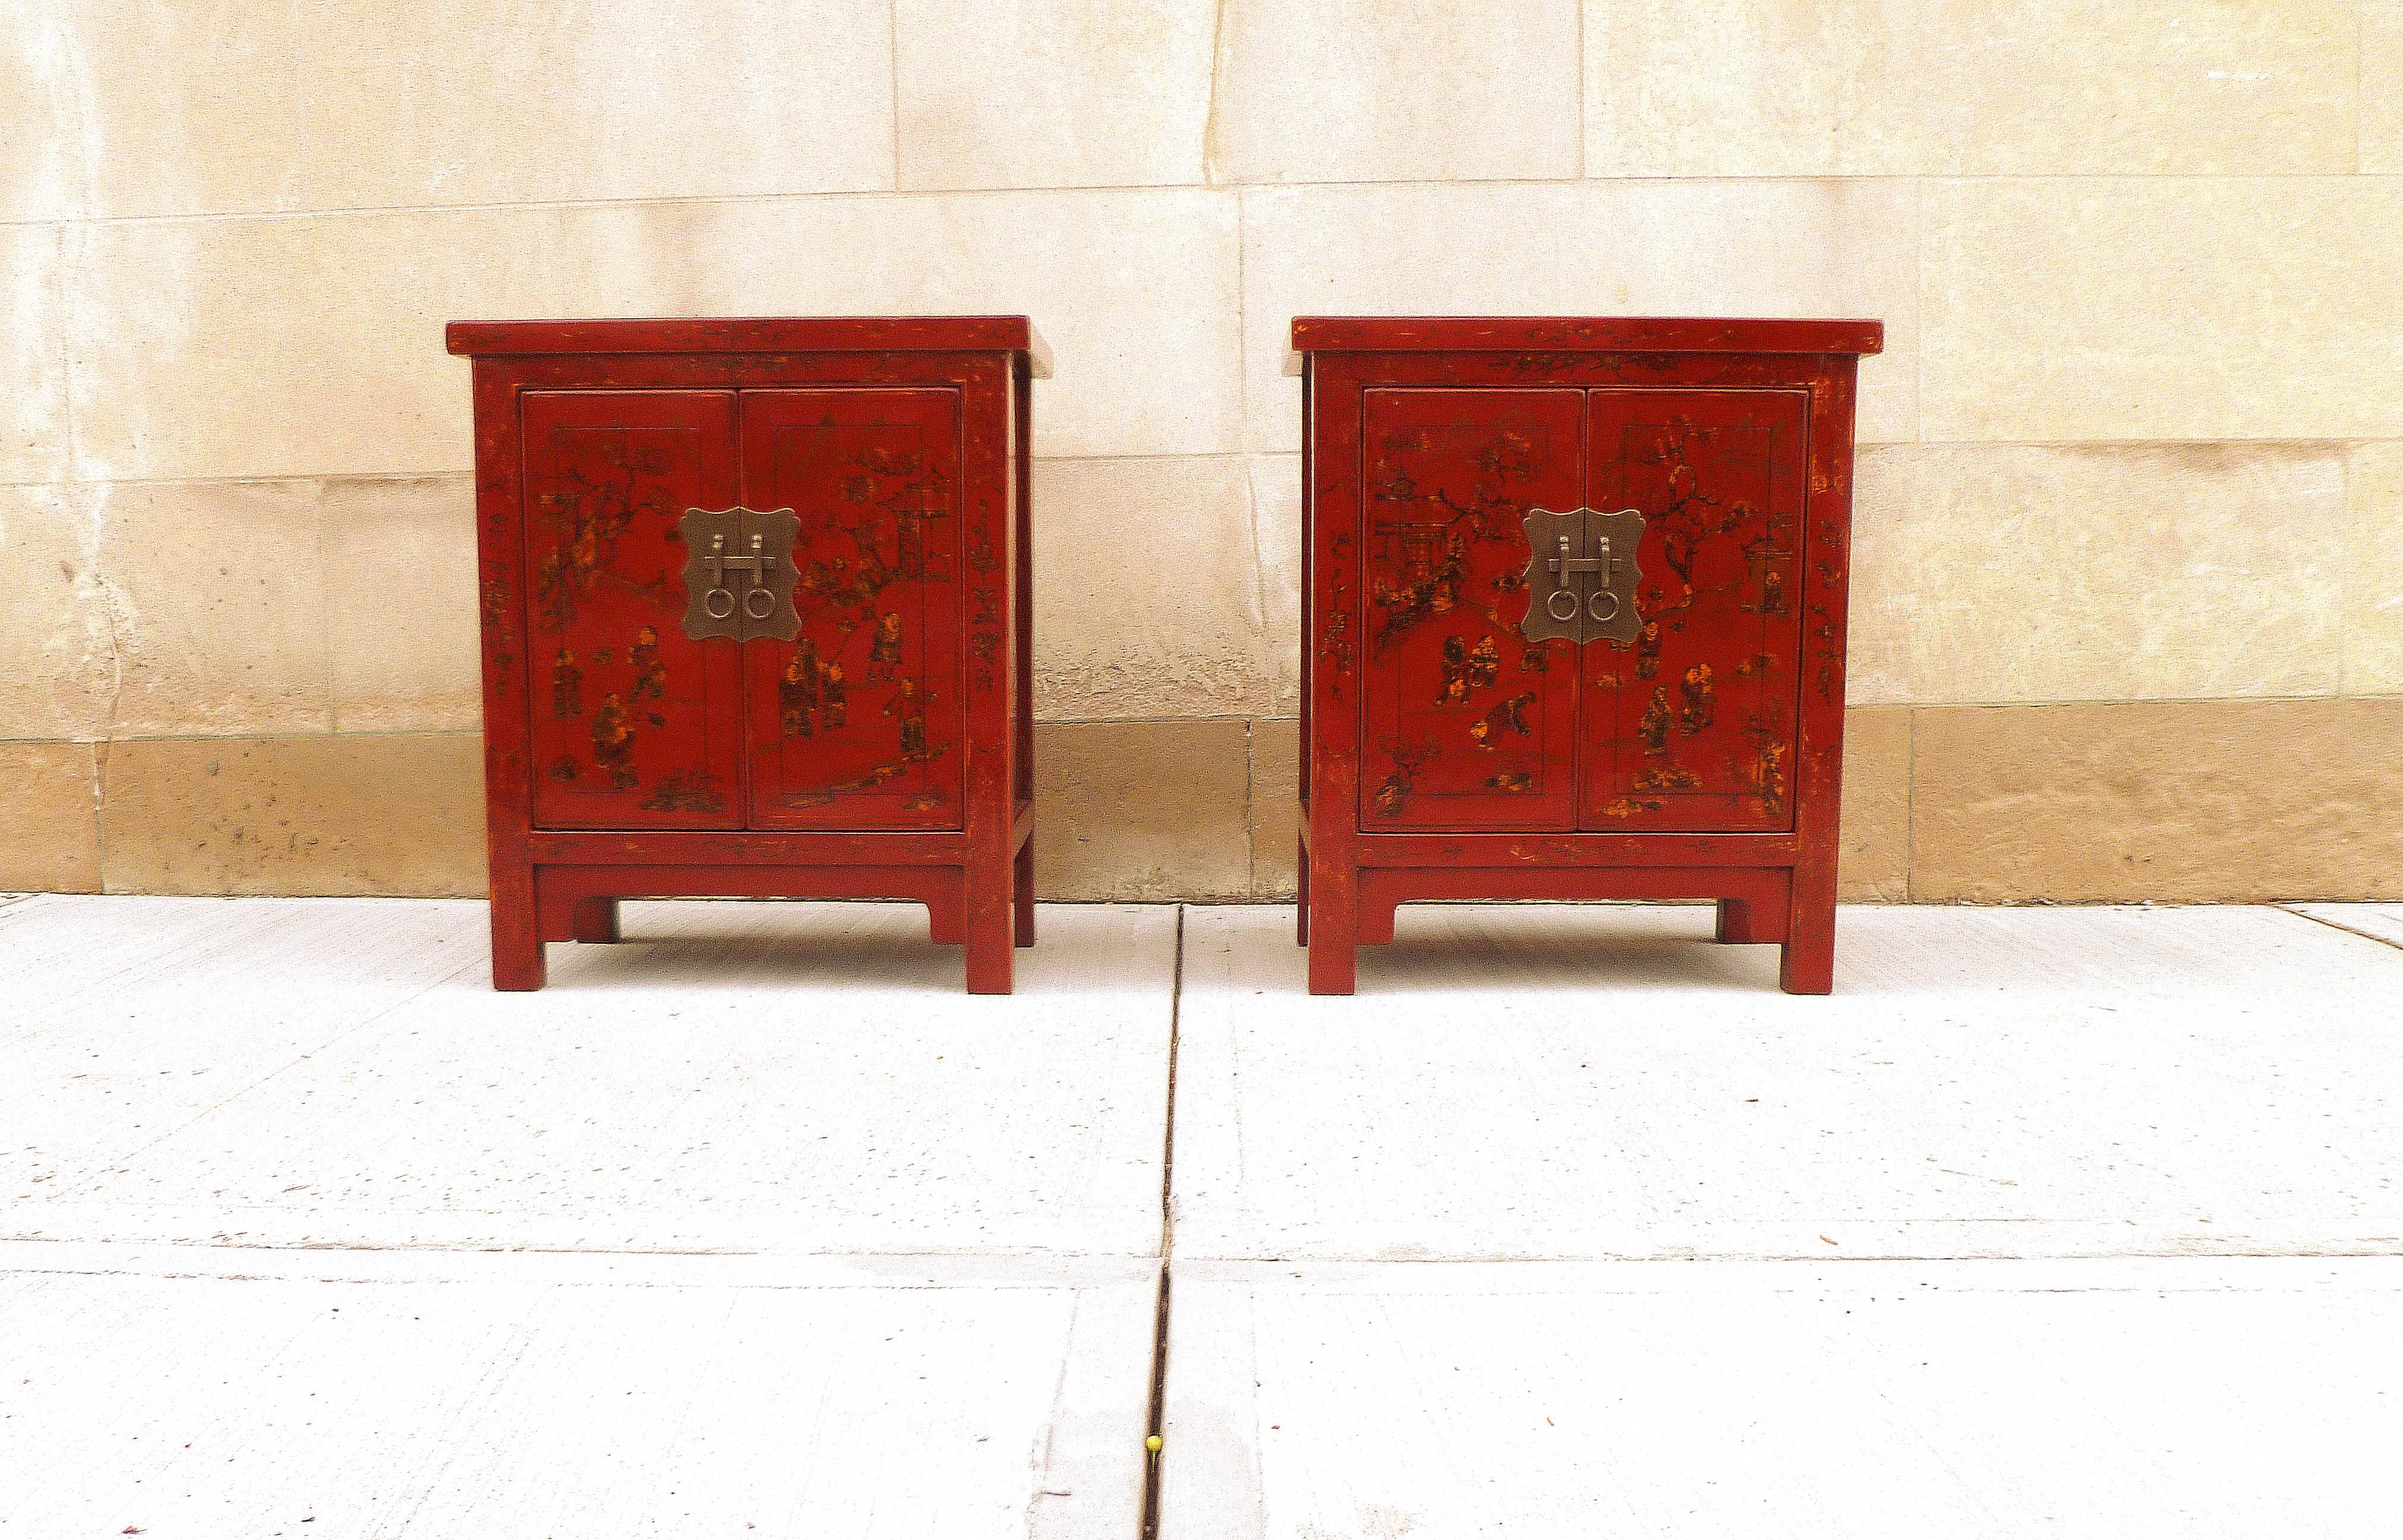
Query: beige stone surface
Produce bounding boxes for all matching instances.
[1906,0,2357,176]
[99,733,487,897]
[1585,0,2357,178]
[1210,0,1582,185]
[1032,457,1282,720]
[94,481,331,738]
[897,0,1214,190]
[51,0,891,219]
[0,483,114,741]
[71,189,1241,482]
[0,742,99,893]
[3,224,67,484]
[1910,700,2403,904]
[2365,8,2402,175]
[1248,717,1300,900]
[0,11,81,221]
[2345,443,2403,697]
[1851,444,2347,706]
[1243,179,1918,451]
[1033,720,1250,901]
[1922,178,2403,443]
[1585,0,1915,177]
[1837,705,1910,902]
[1247,454,1303,711]
[325,476,482,733]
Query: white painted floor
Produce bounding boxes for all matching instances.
[4,895,2401,1536]
[4,898,1172,1256]
[1160,1257,2403,1540]
[1174,904,2403,1262]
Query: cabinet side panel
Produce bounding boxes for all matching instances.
[1793,360,1860,882]
[1359,388,1584,832]
[1298,360,1314,814]
[1582,389,1807,833]
[738,388,967,830]
[520,390,744,829]
[473,362,534,935]
[1305,360,1370,840]
[1012,359,1034,813]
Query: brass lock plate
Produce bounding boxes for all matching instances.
[679,506,801,643]
[1520,506,1646,647]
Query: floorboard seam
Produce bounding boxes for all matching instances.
[1140,904,1185,1540]
[2275,903,2403,954]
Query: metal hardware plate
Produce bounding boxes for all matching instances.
[1520,506,1646,647]
[679,506,801,643]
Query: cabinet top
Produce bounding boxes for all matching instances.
[446,315,1051,376]
[1288,315,1883,359]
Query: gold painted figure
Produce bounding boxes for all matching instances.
[867,611,905,680]
[630,625,665,701]
[591,692,637,790]
[551,649,582,719]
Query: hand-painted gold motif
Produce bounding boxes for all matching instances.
[1633,765,1702,792]
[1435,633,1502,707]
[629,626,666,701]
[1638,688,1671,754]
[639,771,727,814]
[1678,663,1717,735]
[551,650,584,719]
[778,641,816,738]
[883,678,931,757]
[867,612,905,679]
[1469,692,1536,748]
[535,444,673,632]
[590,692,639,789]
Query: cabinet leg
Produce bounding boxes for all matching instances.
[1304,856,1356,996]
[1294,835,1309,946]
[490,894,545,992]
[928,889,965,945]
[570,896,620,944]
[1306,925,1357,995]
[1718,898,1783,945]
[1778,872,1837,995]
[1014,836,1036,948]
[964,874,1014,995]
[965,917,1014,994]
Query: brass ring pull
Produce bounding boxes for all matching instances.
[1519,507,1648,646]
[679,506,803,643]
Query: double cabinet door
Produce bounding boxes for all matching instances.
[1359,386,1808,835]
[521,387,965,832]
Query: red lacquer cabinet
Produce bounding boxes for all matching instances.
[447,318,1044,992]
[1294,317,1884,995]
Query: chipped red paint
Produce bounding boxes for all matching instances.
[1295,317,1881,996]
[451,319,1041,993]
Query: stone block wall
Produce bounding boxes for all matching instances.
[4,2,2398,902]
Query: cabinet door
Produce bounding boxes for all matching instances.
[1359,388,1583,830]
[1579,390,1806,832]
[521,390,744,829]
[738,389,967,829]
